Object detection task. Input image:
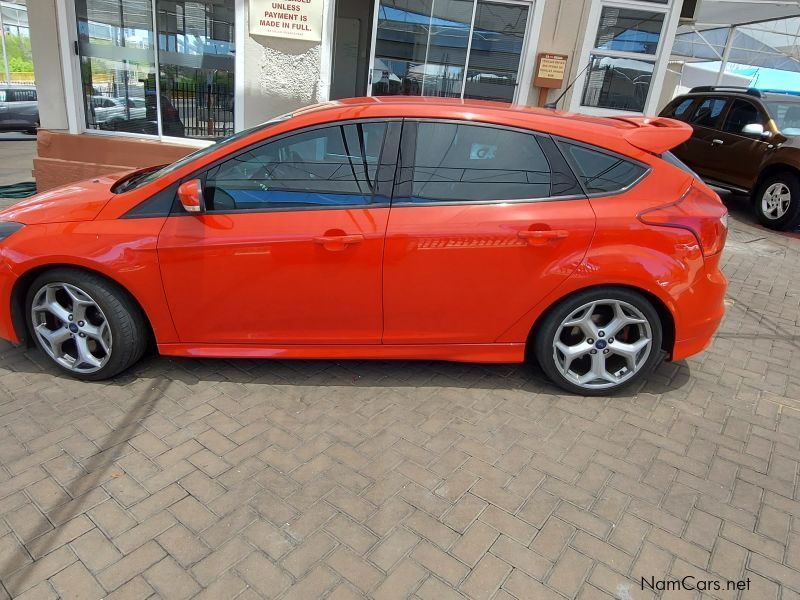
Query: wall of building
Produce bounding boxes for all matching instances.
[26,0,69,130]
[242,7,324,126]
[532,0,594,109]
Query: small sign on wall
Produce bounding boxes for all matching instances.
[249,0,324,42]
[534,53,569,89]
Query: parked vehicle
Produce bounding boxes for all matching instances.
[660,86,800,231]
[0,85,39,134]
[0,98,728,395]
[89,95,146,124]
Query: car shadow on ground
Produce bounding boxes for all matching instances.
[5,338,694,401]
[716,188,800,235]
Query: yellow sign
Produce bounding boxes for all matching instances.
[249,0,324,42]
[538,55,567,80]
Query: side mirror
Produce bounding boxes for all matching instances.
[178,179,204,213]
[742,123,770,138]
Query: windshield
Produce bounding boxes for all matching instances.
[764,101,800,136]
[114,114,293,193]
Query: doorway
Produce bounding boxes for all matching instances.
[368,0,532,102]
[330,0,376,99]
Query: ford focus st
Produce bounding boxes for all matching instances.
[0,98,728,395]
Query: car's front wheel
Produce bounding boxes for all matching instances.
[754,171,800,231]
[534,288,664,396]
[26,268,148,380]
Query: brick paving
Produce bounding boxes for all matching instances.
[0,189,798,599]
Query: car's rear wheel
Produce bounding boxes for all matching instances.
[754,171,800,231]
[534,288,664,396]
[26,268,147,380]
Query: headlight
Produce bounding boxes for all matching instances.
[0,221,24,242]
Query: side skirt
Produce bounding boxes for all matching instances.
[157,342,527,363]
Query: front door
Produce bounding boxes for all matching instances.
[713,98,773,190]
[157,121,398,344]
[382,120,596,344]
[368,0,531,102]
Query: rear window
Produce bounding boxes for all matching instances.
[668,98,695,120]
[562,143,647,194]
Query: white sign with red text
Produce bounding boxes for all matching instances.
[249,0,323,42]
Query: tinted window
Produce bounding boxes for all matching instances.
[204,122,387,211]
[564,144,647,193]
[669,98,695,120]
[765,101,800,135]
[689,97,728,128]
[0,91,5,102]
[10,90,36,102]
[406,123,552,202]
[723,99,763,134]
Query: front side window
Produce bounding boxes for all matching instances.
[75,0,234,140]
[204,123,388,211]
[404,123,552,202]
[690,97,728,129]
[723,99,764,135]
[563,143,647,194]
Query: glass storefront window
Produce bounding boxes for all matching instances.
[371,0,531,103]
[75,0,235,140]
[580,54,654,112]
[594,7,663,54]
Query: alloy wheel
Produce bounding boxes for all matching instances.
[761,182,791,220]
[30,282,112,374]
[552,299,653,390]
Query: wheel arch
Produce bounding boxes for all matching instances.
[10,263,155,348]
[525,283,676,359]
[753,163,800,201]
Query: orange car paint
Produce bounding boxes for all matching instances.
[0,97,726,366]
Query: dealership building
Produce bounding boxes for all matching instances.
[20,0,795,189]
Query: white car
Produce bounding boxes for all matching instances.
[90,96,146,124]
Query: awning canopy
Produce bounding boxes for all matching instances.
[673,1,800,73]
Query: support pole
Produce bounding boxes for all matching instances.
[715,25,736,86]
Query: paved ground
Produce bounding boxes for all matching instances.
[0,150,799,598]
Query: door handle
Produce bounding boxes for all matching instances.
[313,233,364,251]
[518,229,569,245]
[711,139,724,146]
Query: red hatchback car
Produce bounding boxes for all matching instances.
[0,98,728,395]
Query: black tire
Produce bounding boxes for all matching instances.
[25,268,148,380]
[754,171,800,231]
[533,287,664,396]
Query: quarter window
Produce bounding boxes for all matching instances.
[563,143,647,193]
[404,123,553,202]
[204,123,387,211]
[690,97,728,129]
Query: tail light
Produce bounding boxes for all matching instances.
[637,184,728,257]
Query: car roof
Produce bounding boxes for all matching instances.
[277,96,666,157]
[679,90,800,103]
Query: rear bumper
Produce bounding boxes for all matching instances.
[671,254,727,361]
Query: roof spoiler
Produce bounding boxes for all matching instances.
[608,116,693,155]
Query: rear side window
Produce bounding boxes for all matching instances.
[405,122,553,202]
[563,143,647,194]
[723,99,763,134]
[689,97,728,128]
[669,98,695,120]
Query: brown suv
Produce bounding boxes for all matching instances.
[660,86,800,231]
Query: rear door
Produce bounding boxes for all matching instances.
[713,98,772,190]
[682,96,730,181]
[382,120,597,344]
